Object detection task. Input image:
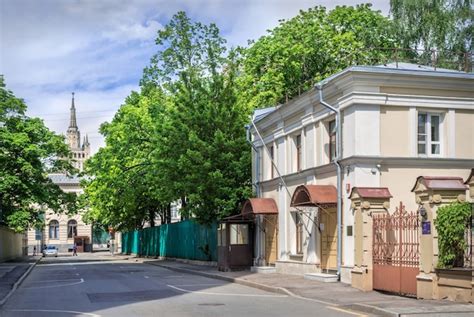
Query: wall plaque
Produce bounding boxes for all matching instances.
[422,221,431,235]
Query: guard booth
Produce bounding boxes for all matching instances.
[218,198,278,271]
[217,219,253,271]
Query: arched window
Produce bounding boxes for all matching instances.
[49,220,59,239]
[67,220,77,238]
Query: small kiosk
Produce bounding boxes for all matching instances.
[217,198,278,271]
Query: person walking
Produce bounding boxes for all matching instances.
[72,243,77,256]
[33,246,36,256]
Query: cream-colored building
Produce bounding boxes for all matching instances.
[27,93,93,253]
[249,63,474,283]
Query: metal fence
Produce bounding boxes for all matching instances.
[465,204,473,268]
[121,220,217,262]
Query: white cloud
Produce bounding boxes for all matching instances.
[0,0,390,155]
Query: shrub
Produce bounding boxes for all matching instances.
[435,202,471,268]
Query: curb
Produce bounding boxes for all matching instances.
[144,261,290,296]
[144,260,406,317]
[0,258,40,308]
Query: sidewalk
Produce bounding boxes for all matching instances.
[135,258,474,317]
[0,256,40,307]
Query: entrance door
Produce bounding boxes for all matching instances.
[264,215,278,265]
[74,237,84,252]
[320,207,337,270]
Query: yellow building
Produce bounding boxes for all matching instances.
[249,63,474,283]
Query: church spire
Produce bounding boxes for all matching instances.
[69,92,77,129]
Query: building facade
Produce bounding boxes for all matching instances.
[27,93,93,253]
[249,63,474,283]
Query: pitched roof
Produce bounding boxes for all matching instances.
[48,173,81,185]
[411,176,467,192]
[349,187,392,199]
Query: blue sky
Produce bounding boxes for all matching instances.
[0,0,390,153]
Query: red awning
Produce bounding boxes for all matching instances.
[241,198,278,215]
[290,185,337,207]
[349,187,392,199]
[411,176,467,192]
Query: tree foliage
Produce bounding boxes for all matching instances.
[84,12,252,228]
[435,202,472,268]
[0,77,76,232]
[238,4,398,109]
[390,0,472,68]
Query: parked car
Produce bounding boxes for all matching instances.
[42,245,58,257]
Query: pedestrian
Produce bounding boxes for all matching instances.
[73,243,77,256]
[33,246,36,256]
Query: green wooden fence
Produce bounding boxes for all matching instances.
[121,220,217,261]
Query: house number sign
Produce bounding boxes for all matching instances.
[422,221,431,235]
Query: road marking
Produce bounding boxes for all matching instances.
[172,283,225,287]
[144,276,149,279]
[28,279,83,284]
[167,284,287,297]
[22,278,84,289]
[7,309,100,316]
[327,306,368,317]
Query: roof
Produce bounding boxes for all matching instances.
[252,107,278,123]
[349,187,392,199]
[375,62,462,73]
[48,173,81,185]
[411,176,468,192]
[320,62,473,87]
[465,169,474,184]
[241,198,278,215]
[291,185,337,207]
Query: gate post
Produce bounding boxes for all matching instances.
[349,187,392,291]
[412,176,468,300]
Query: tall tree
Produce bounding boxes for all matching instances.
[142,11,252,223]
[390,0,472,69]
[0,77,76,232]
[238,4,398,109]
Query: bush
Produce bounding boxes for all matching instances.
[435,202,471,268]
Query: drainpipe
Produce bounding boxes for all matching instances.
[246,124,262,265]
[316,84,343,281]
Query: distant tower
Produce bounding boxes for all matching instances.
[66,92,90,171]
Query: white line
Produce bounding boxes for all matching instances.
[327,306,368,317]
[167,284,287,298]
[28,279,82,284]
[144,276,149,279]
[22,278,84,289]
[172,283,225,287]
[7,309,101,316]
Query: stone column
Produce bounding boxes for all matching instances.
[412,176,468,300]
[349,187,392,291]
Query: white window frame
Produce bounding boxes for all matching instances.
[417,111,444,157]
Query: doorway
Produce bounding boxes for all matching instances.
[320,206,337,271]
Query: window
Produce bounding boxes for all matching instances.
[296,213,304,254]
[67,220,77,238]
[328,120,336,161]
[35,229,42,241]
[295,135,302,171]
[218,223,226,246]
[49,220,59,239]
[418,113,441,156]
[269,145,275,179]
[230,224,248,245]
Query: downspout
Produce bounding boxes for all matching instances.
[316,84,343,281]
[246,124,262,265]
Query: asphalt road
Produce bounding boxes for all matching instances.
[0,254,364,317]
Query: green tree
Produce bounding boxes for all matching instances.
[390,0,472,69]
[0,77,76,232]
[82,88,171,231]
[238,4,398,109]
[143,11,252,223]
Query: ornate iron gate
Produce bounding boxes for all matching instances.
[373,202,419,296]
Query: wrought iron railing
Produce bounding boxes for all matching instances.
[464,206,473,269]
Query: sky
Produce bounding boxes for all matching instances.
[0,0,390,154]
